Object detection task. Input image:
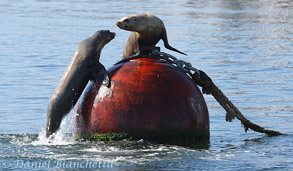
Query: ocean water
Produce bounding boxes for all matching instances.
[0,0,292,170]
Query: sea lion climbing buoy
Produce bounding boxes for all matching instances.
[46,30,115,137]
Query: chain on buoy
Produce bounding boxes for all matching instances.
[149,48,283,136]
[116,47,283,136]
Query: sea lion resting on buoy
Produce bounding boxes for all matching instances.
[46,30,115,137]
[116,13,187,59]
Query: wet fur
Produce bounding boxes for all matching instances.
[46,30,115,137]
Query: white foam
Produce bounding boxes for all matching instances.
[32,110,76,146]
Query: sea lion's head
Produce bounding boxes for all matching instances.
[116,13,164,33]
[78,30,115,60]
[91,30,116,48]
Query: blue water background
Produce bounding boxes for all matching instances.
[0,0,292,170]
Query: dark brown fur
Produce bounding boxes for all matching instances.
[46,30,115,137]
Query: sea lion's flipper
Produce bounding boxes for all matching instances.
[88,60,110,87]
[162,30,187,56]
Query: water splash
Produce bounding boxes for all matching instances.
[32,111,76,146]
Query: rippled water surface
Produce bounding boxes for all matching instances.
[0,0,292,170]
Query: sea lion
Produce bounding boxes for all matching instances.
[116,13,187,59]
[46,30,115,137]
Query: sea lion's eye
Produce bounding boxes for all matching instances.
[124,19,129,22]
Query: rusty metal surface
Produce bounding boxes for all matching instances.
[76,58,209,135]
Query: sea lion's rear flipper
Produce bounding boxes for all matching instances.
[162,30,187,56]
[88,61,110,87]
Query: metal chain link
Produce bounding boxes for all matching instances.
[151,49,200,77]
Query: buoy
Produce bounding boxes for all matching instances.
[76,57,209,147]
